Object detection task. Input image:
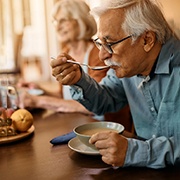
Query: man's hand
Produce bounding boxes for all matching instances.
[89,131,128,167]
[50,53,82,85]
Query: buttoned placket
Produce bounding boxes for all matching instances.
[138,76,158,136]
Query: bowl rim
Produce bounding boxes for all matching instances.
[28,89,44,95]
[73,121,124,137]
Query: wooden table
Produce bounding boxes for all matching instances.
[0,110,179,180]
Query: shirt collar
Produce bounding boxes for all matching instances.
[155,37,176,75]
[137,37,176,81]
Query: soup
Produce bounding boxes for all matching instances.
[81,128,118,136]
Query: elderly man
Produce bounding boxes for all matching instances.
[51,0,180,169]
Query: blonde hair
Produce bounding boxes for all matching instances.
[91,0,174,44]
[52,0,97,40]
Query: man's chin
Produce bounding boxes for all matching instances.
[114,68,127,78]
[114,70,124,78]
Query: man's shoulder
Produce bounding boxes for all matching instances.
[163,37,180,66]
[171,38,180,66]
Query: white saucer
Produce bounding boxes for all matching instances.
[68,137,100,155]
[28,89,44,96]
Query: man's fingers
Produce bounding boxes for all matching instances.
[89,131,112,144]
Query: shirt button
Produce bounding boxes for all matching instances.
[150,107,155,112]
[152,135,156,138]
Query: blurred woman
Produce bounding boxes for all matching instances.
[17,0,108,116]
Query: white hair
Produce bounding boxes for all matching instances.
[91,0,174,43]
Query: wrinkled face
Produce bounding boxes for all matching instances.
[53,10,80,43]
[97,9,150,78]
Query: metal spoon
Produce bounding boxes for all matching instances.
[51,57,110,70]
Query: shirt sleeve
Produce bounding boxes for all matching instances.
[124,136,180,169]
[70,69,128,115]
[70,70,90,101]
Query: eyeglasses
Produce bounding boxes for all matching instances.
[93,35,133,54]
[52,18,72,27]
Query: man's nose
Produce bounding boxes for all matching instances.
[99,48,112,62]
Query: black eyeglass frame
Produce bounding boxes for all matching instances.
[94,35,133,54]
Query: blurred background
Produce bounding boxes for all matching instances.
[0,0,180,84]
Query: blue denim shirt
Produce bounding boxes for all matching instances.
[70,37,180,168]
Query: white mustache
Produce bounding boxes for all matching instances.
[104,59,121,67]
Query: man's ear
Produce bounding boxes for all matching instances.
[143,31,156,52]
